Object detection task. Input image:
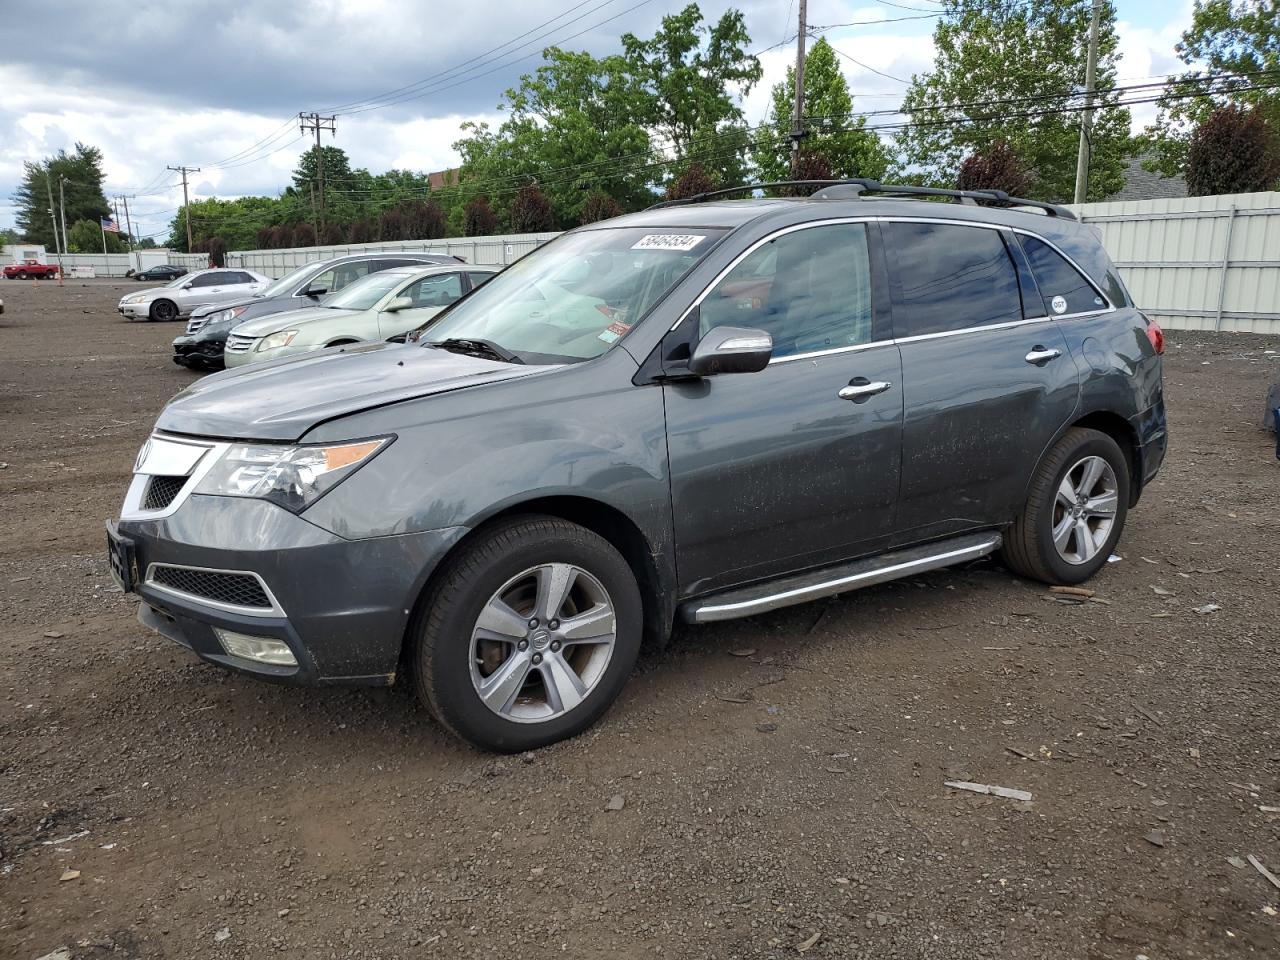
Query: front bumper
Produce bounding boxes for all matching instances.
[119,301,151,320]
[172,332,227,368]
[115,494,465,685]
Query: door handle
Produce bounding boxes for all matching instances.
[1024,346,1062,365]
[838,379,892,402]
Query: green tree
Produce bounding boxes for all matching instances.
[895,0,1133,202]
[12,143,113,247]
[622,4,762,186]
[1146,0,1280,178]
[753,38,890,182]
[1185,104,1280,194]
[66,218,126,253]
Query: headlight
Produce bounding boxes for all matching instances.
[208,306,247,325]
[122,294,145,304]
[258,329,298,351]
[194,438,390,512]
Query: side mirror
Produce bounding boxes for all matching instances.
[304,284,327,298]
[383,295,413,313]
[688,325,772,376]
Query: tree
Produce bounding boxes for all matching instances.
[1146,1,1280,178]
[509,185,556,232]
[291,222,317,247]
[956,140,1035,196]
[896,0,1132,202]
[622,4,762,187]
[784,152,835,195]
[665,162,716,200]
[319,222,345,246]
[12,143,112,247]
[377,206,408,241]
[753,38,890,182]
[578,190,623,224]
[348,217,376,244]
[204,236,228,267]
[1185,105,1280,195]
[66,218,126,253]
[463,197,498,236]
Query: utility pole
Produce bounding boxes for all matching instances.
[789,0,809,177]
[167,165,200,252]
[118,195,136,253]
[44,170,62,261]
[58,175,69,260]
[298,112,337,231]
[1073,0,1102,205]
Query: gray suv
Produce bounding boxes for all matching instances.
[108,180,1167,752]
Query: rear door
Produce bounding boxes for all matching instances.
[663,221,904,595]
[884,220,1080,540]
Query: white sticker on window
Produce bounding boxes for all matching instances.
[1051,295,1068,314]
[630,234,706,252]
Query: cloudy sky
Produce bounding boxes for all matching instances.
[1,0,1192,244]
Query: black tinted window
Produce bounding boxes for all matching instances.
[885,223,1021,336]
[1020,235,1108,316]
[188,272,220,287]
[699,223,873,358]
[468,271,494,289]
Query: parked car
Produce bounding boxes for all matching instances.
[4,259,58,279]
[108,179,1166,752]
[172,253,465,370]
[132,264,188,282]
[222,264,494,367]
[117,268,272,322]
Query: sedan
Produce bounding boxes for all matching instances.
[224,264,494,367]
[132,265,188,282]
[118,268,272,322]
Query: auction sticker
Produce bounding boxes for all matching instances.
[1051,295,1068,314]
[631,234,706,252]
[598,320,633,344]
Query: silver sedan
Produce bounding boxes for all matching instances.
[118,268,272,322]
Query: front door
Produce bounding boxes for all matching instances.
[379,272,464,338]
[663,221,904,596]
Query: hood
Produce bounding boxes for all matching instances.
[156,340,549,442]
[231,305,357,338]
[191,294,268,318]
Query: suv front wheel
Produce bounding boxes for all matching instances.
[1002,427,1130,585]
[412,516,642,752]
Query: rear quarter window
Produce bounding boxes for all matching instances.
[1019,235,1109,316]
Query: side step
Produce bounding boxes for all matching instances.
[681,532,1002,624]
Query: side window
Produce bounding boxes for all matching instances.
[401,273,463,308]
[884,223,1022,336]
[231,272,254,284]
[1019,235,1108,316]
[188,272,219,287]
[378,258,424,269]
[698,223,874,359]
[308,262,373,294]
[467,271,494,289]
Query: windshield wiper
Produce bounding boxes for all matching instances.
[424,337,524,364]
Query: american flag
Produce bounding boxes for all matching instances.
[100,217,120,233]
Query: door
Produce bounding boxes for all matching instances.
[883,221,1081,538]
[663,222,904,595]
[378,272,464,338]
[175,271,224,310]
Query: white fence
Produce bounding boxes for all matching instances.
[1071,191,1280,335]
[224,232,561,274]
[51,251,209,278]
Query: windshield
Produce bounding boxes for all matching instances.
[257,262,319,298]
[320,270,410,310]
[417,227,724,363]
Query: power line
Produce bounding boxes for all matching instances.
[827,43,909,84]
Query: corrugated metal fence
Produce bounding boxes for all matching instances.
[53,251,209,278]
[1070,191,1280,335]
[224,233,561,273]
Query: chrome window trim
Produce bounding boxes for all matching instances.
[144,563,285,618]
[668,215,1116,355]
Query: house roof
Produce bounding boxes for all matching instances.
[1107,155,1187,201]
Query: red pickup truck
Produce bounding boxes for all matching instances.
[3,259,59,279]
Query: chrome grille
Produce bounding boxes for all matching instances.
[185,316,208,334]
[143,475,187,510]
[225,334,255,353]
[149,565,272,610]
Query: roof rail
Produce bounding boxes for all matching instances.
[646,178,1076,220]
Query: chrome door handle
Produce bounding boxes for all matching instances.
[1024,346,1062,365]
[838,380,892,402]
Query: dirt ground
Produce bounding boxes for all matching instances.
[0,278,1277,960]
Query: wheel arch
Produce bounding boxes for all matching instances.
[1069,410,1142,506]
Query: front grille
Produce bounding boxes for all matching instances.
[149,565,272,609]
[225,334,255,353]
[143,475,187,510]
[185,316,207,334]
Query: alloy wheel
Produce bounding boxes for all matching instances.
[1051,455,1119,565]
[469,563,616,723]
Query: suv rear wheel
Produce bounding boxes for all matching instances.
[412,516,642,752]
[1002,427,1130,585]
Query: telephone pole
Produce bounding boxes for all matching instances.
[57,175,69,260]
[298,112,337,231]
[118,195,136,253]
[789,0,809,176]
[1073,0,1102,205]
[44,171,61,257]
[167,165,201,252]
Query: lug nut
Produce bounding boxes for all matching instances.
[532,653,543,665]
[517,639,528,651]
[550,640,561,652]
[528,618,539,629]
[548,619,559,630]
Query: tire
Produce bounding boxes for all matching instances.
[150,299,178,322]
[412,515,643,752]
[17,271,27,280]
[1002,427,1130,585]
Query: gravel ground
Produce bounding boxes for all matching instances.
[1,279,1278,960]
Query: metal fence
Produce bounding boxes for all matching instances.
[1070,190,1280,335]
[224,233,561,274]
[52,251,209,278]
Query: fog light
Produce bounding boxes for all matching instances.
[214,628,297,667]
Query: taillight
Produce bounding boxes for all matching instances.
[1146,319,1164,355]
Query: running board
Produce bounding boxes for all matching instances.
[681,532,1002,624]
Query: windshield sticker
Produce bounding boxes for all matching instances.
[1051,295,1068,314]
[631,234,706,252]
[598,320,632,344]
